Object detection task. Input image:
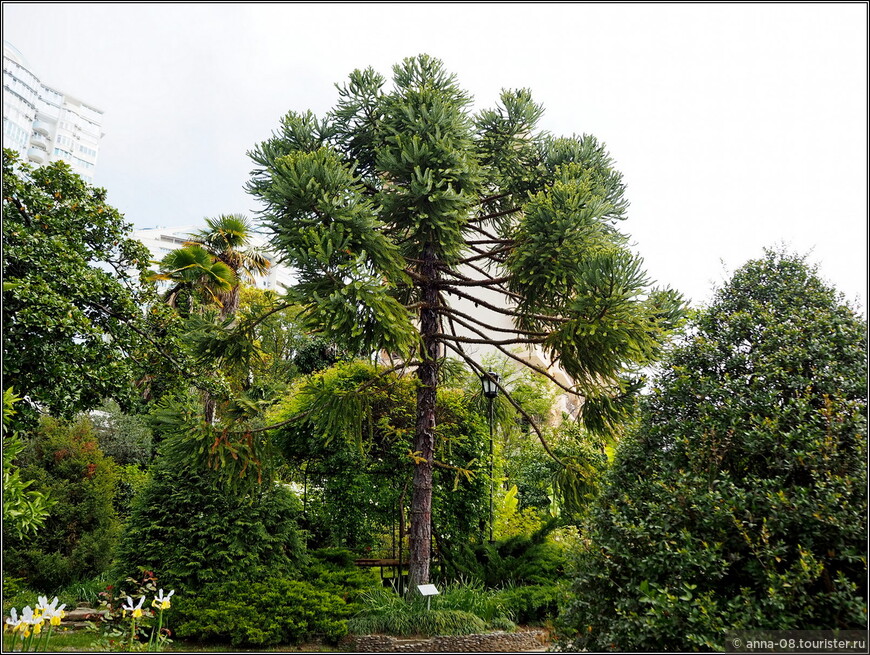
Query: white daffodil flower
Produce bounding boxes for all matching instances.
[5,607,20,632]
[41,597,67,627]
[152,589,174,611]
[122,595,146,618]
[19,606,37,638]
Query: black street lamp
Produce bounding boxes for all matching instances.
[480,371,500,543]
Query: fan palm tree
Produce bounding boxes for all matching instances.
[151,245,237,315]
[184,214,272,317]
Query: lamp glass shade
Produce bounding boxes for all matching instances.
[481,371,500,398]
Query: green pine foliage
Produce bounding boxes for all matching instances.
[173,578,350,647]
[248,54,685,584]
[113,455,306,592]
[494,584,563,625]
[247,54,684,438]
[559,250,868,651]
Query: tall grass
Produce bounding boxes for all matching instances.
[347,581,517,637]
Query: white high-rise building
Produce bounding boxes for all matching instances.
[3,41,103,184]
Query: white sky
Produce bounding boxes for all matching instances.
[3,2,867,310]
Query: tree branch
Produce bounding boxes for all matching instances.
[456,245,513,266]
[433,333,546,347]
[437,310,580,397]
[441,340,568,468]
[468,206,523,223]
[438,305,549,337]
[439,284,568,324]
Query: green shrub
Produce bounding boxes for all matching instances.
[559,251,868,651]
[310,546,358,568]
[438,518,566,587]
[488,615,519,632]
[174,578,349,647]
[113,456,306,592]
[3,416,121,591]
[91,399,154,467]
[495,584,561,624]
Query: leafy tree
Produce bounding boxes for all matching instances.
[2,149,154,421]
[151,244,236,315]
[559,250,867,651]
[269,360,489,555]
[90,398,154,467]
[149,215,272,423]
[3,388,53,538]
[247,55,683,585]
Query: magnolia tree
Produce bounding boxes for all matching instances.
[247,55,683,586]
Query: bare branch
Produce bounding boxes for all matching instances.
[433,333,545,346]
[467,206,523,223]
[456,245,513,266]
[438,305,549,337]
[439,284,568,324]
[464,221,504,243]
[438,310,580,397]
[441,340,568,468]
[435,275,513,288]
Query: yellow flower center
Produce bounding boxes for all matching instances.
[132,609,143,619]
[50,615,62,626]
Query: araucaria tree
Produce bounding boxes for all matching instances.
[248,55,683,586]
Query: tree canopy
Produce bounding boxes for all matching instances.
[247,55,683,585]
[559,250,868,650]
[2,149,153,421]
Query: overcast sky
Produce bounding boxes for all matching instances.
[3,2,867,310]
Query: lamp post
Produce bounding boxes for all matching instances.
[480,371,500,543]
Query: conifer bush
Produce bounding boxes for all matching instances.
[174,578,349,647]
[3,416,121,591]
[113,456,305,592]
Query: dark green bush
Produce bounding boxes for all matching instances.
[309,546,358,568]
[559,251,868,651]
[174,578,349,647]
[438,518,565,587]
[113,456,306,592]
[495,584,561,624]
[3,416,121,591]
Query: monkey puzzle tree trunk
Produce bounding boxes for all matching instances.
[408,245,441,589]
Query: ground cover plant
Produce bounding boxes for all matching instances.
[348,583,507,637]
[173,578,348,648]
[558,250,868,651]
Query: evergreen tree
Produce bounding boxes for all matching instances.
[560,250,867,650]
[247,55,682,585]
[2,149,153,421]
